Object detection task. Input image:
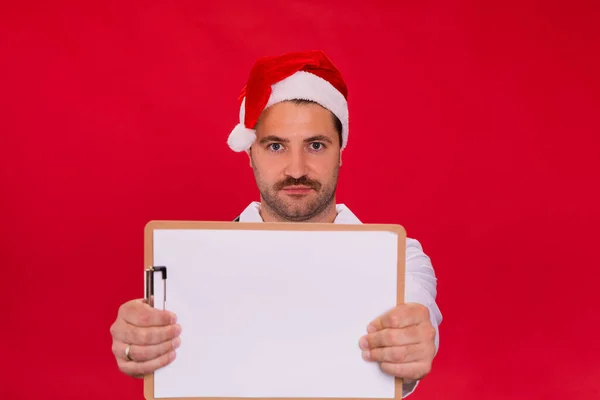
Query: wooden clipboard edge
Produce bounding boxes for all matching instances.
[143,220,155,400]
[143,220,407,400]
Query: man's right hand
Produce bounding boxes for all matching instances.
[110,299,182,377]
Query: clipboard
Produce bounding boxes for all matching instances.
[143,220,407,400]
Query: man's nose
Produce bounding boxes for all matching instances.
[284,149,309,179]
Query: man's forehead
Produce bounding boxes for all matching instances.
[257,101,335,126]
[255,125,338,141]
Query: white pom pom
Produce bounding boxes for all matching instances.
[227,124,257,152]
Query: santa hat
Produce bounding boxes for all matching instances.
[227,50,349,152]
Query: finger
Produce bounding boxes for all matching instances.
[112,319,182,345]
[119,299,177,327]
[113,337,181,362]
[379,361,431,381]
[368,304,429,332]
[362,343,424,364]
[118,350,177,377]
[126,323,182,346]
[359,326,420,350]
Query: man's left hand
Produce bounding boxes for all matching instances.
[359,303,436,384]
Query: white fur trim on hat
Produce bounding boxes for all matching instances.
[227,71,349,152]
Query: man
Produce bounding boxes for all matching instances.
[109,50,442,397]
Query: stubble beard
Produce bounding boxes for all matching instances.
[253,166,339,222]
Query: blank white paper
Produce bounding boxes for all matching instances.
[152,228,399,398]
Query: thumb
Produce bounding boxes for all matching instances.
[120,298,177,327]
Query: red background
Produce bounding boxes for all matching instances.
[1,1,599,399]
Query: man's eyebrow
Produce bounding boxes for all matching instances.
[304,135,333,144]
[258,135,290,144]
[258,134,334,144]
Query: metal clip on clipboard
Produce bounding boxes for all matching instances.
[145,266,167,310]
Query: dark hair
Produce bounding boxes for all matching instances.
[289,99,343,147]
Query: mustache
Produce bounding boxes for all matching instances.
[274,176,321,191]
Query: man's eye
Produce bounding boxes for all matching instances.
[269,143,282,151]
[310,142,325,150]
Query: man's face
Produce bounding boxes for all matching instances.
[249,101,341,222]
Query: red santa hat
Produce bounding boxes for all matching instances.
[227,50,349,152]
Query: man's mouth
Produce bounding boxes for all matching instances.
[281,185,314,194]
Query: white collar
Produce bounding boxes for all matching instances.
[237,201,362,224]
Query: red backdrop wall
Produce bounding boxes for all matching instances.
[1,1,599,399]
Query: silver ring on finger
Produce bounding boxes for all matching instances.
[125,344,134,362]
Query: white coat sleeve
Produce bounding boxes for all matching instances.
[401,237,443,397]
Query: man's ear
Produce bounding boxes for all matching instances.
[247,148,253,167]
[339,150,343,167]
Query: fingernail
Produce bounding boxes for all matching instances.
[172,337,181,349]
[362,351,371,361]
[359,337,369,350]
[170,313,177,324]
[169,351,176,361]
[175,324,182,335]
[367,324,377,333]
